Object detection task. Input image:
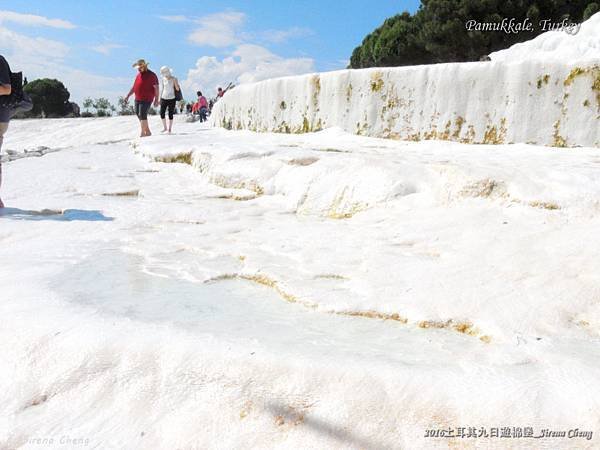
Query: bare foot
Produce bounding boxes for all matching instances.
[0,198,4,208]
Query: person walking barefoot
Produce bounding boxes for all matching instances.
[0,54,13,208]
[159,66,180,133]
[125,59,159,137]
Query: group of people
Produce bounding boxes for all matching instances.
[125,58,231,136]
[0,55,232,208]
[125,59,180,137]
[193,87,229,120]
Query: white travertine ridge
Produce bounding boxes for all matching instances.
[210,13,600,148]
[490,12,600,62]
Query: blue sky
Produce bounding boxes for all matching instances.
[0,0,420,103]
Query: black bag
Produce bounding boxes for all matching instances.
[174,86,183,101]
[0,71,24,108]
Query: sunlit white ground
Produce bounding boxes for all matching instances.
[1,116,599,449]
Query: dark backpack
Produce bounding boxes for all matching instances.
[0,71,24,107]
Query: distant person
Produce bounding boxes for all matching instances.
[125,59,159,137]
[192,91,208,122]
[159,66,180,133]
[213,84,233,107]
[0,54,12,208]
[216,84,233,99]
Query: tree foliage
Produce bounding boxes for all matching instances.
[23,78,73,117]
[81,97,116,117]
[350,13,432,68]
[349,0,596,68]
[82,97,94,111]
[584,2,599,20]
[93,97,115,117]
[117,96,135,115]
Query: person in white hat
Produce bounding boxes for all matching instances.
[159,66,181,133]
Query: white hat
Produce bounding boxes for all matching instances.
[160,66,172,76]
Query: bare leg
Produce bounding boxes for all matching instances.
[0,122,8,208]
[0,163,4,208]
[161,118,167,132]
[141,120,151,137]
[168,119,173,133]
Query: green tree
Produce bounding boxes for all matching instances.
[349,0,596,68]
[82,97,93,112]
[117,96,135,115]
[92,97,114,117]
[350,13,432,68]
[81,97,94,117]
[583,2,599,20]
[23,78,72,118]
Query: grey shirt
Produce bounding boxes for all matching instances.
[0,55,11,123]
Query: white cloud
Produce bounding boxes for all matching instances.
[50,68,131,105]
[182,44,315,97]
[257,27,314,44]
[18,60,129,106]
[0,26,69,59]
[1,25,128,105]
[180,9,317,96]
[158,15,190,23]
[164,11,312,47]
[187,11,246,48]
[91,43,126,56]
[0,10,76,29]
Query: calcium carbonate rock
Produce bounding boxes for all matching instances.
[210,13,600,148]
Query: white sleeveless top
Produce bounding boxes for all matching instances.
[161,76,176,100]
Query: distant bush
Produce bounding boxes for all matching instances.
[82,97,93,115]
[117,96,135,115]
[23,78,74,118]
[82,97,116,117]
[93,97,115,116]
[350,0,596,68]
